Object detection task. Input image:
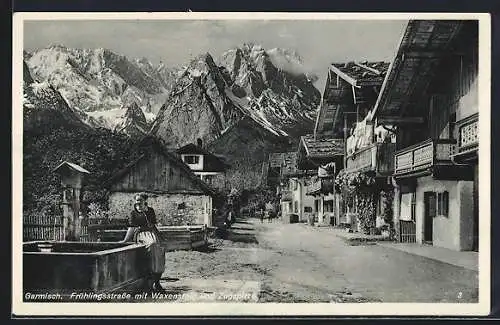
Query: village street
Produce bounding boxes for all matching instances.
[159,218,479,303]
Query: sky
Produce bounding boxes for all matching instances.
[24,19,408,91]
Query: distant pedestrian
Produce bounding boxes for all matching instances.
[265,201,274,223]
[260,208,264,223]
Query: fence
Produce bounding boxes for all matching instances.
[23,215,91,242]
[23,215,209,250]
[23,215,64,242]
[399,220,416,243]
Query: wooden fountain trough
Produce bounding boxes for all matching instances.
[23,241,149,301]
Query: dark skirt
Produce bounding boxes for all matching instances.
[134,229,165,274]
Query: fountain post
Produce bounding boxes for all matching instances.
[53,161,90,241]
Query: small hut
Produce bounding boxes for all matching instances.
[106,141,215,227]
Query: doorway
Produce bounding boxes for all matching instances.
[423,191,436,244]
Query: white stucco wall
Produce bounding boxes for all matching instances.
[458,181,475,251]
[108,191,213,226]
[315,193,335,224]
[181,154,204,171]
[457,77,478,121]
[415,176,473,251]
[291,179,314,222]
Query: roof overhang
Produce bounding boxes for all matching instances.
[371,20,465,122]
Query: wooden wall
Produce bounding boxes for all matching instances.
[111,151,205,194]
[398,22,478,148]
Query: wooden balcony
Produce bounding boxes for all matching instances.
[345,142,397,176]
[454,113,478,162]
[281,190,293,202]
[394,139,457,176]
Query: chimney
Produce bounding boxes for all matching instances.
[197,138,203,149]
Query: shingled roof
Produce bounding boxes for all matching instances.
[297,135,344,171]
[300,135,344,159]
[330,61,391,87]
[371,20,468,120]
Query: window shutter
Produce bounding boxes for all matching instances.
[437,193,442,215]
[443,191,449,216]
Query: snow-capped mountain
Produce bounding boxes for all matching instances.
[23,60,95,130]
[217,43,320,135]
[151,43,321,148]
[24,45,177,133]
[149,43,321,190]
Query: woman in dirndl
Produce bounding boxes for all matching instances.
[122,192,166,293]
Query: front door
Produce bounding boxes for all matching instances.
[423,192,436,244]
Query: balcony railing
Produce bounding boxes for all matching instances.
[281,190,293,202]
[394,139,457,175]
[345,142,396,175]
[456,113,478,154]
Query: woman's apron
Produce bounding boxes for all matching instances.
[133,214,165,275]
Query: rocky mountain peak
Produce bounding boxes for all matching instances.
[113,101,150,137]
[23,61,34,85]
[152,44,320,151]
[24,46,178,133]
[124,101,148,125]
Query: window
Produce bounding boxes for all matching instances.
[184,155,199,164]
[294,201,298,213]
[203,175,214,185]
[304,206,313,213]
[437,191,449,216]
[400,192,416,221]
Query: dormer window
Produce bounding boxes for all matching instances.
[184,155,200,165]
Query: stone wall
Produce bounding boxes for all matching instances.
[108,192,212,226]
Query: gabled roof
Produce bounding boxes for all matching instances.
[106,139,216,196]
[53,161,91,174]
[315,61,390,139]
[300,135,344,159]
[176,143,211,155]
[297,135,344,171]
[176,143,230,172]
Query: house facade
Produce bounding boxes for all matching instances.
[297,135,343,226]
[107,141,215,227]
[273,152,315,222]
[176,140,228,191]
[371,20,479,251]
[308,61,390,230]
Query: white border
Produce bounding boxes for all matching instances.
[12,12,491,317]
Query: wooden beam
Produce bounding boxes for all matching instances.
[329,64,359,88]
[377,116,424,124]
[354,62,382,75]
[404,50,465,59]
